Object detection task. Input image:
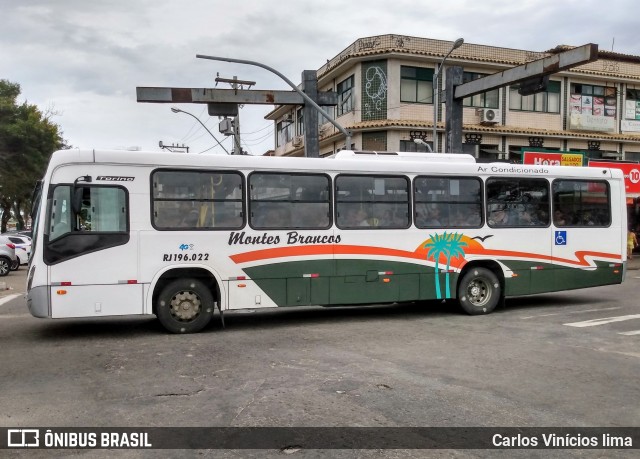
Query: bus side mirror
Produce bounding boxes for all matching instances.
[72,175,92,214]
[72,187,84,214]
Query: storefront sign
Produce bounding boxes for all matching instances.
[569,113,616,132]
[621,119,640,133]
[522,150,585,166]
[589,160,640,194]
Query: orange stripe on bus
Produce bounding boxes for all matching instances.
[230,245,422,264]
[230,244,621,269]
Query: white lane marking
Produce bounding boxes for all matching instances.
[521,307,621,320]
[564,314,640,328]
[0,293,22,307]
[0,314,31,319]
[618,330,640,336]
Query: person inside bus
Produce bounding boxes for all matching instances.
[179,201,200,227]
[553,209,567,226]
[517,205,542,226]
[415,204,442,227]
[341,206,369,227]
[260,204,291,228]
[488,204,510,226]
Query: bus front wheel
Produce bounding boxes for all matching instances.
[457,267,501,315]
[156,278,214,333]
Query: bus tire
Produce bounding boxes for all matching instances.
[457,267,501,315]
[156,278,214,333]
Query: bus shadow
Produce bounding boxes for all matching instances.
[33,301,456,339]
[36,316,162,340]
[34,293,608,338]
[212,300,459,332]
[502,293,610,312]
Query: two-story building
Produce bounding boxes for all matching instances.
[267,34,640,163]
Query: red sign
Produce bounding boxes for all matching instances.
[588,161,640,194]
[523,151,585,166]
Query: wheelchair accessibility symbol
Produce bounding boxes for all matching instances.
[555,231,567,245]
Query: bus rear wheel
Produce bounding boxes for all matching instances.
[457,267,501,315]
[156,278,214,333]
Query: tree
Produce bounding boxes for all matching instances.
[0,79,67,232]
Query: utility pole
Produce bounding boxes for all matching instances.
[215,74,255,155]
[137,57,342,157]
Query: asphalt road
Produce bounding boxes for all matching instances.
[1,268,639,458]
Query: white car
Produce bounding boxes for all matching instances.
[0,235,18,276]
[4,235,31,269]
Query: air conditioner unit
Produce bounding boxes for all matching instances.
[292,136,303,147]
[480,108,501,125]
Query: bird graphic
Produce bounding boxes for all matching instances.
[472,235,494,242]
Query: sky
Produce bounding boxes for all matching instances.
[2,0,638,156]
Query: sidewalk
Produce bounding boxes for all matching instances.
[627,255,640,271]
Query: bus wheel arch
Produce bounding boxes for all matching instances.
[456,261,504,315]
[152,267,221,333]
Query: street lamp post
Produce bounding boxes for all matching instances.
[170,107,230,154]
[433,38,464,152]
[413,138,433,152]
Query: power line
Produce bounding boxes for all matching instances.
[179,106,207,142]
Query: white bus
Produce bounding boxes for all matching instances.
[26,149,627,333]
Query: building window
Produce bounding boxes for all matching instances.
[463,72,499,108]
[296,107,304,136]
[509,81,561,113]
[462,143,477,157]
[337,75,354,115]
[625,88,640,121]
[277,119,294,147]
[318,106,334,127]
[570,84,616,117]
[362,131,387,151]
[400,66,434,104]
[626,151,640,162]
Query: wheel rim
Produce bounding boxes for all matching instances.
[0,260,8,275]
[466,278,492,307]
[169,290,202,322]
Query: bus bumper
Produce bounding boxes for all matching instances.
[27,286,50,318]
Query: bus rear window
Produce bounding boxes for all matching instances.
[552,179,610,227]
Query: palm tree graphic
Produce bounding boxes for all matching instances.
[425,233,449,299]
[424,232,467,299]
[443,232,467,297]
